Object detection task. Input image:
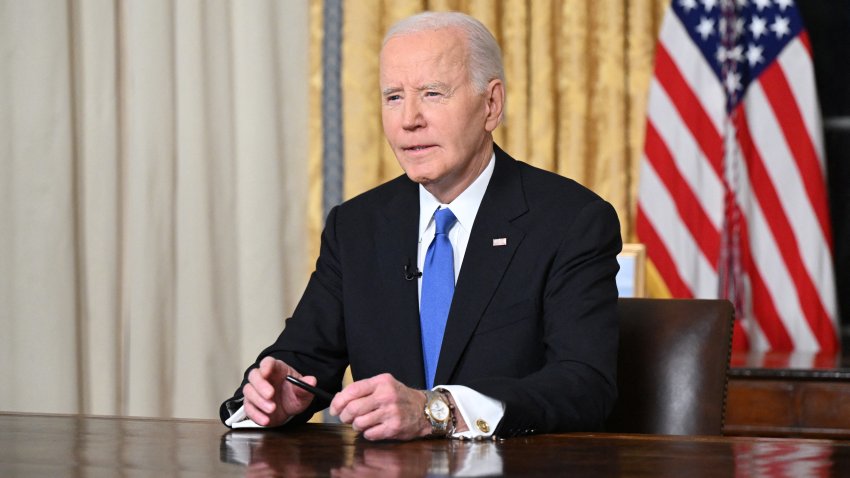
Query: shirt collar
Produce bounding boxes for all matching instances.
[418,152,496,238]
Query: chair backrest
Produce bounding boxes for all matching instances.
[605,298,734,436]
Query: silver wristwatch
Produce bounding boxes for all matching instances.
[424,390,452,436]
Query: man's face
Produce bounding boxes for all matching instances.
[380,28,502,203]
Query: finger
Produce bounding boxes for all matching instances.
[350,407,384,433]
[258,356,277,378]
[361,414,418,442]
[248,367,276,400]
[330,377,378,416]
[352,396,419,441]
[362,422,396,441]
[258,358,302,400]
[259,357,292,386]
[243,382,275,415]
[333,373,405,418]
[243,394,271,426]
[336,395,379,425]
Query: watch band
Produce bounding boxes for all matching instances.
[436,388,458,437]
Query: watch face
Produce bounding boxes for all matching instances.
[429,398,449,421]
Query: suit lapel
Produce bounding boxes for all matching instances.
[373,179,426,388]
[435,148,528,385]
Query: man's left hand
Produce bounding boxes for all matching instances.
[329,373,431,441]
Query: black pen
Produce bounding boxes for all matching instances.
[285,375,334,402]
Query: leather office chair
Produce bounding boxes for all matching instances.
[605,298,734,435]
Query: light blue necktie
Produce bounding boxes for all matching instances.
[420,207,457,389]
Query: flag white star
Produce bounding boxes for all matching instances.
[680,0,698,12]
[736,0,749,7]
[696,17,715,40]
[716,46,727,62]
[702,0,718,11]
[727,45,744,62]
[770,16,790,38]
[753,0,771,11]
[775,0,793,11]
[750,16,768,39]
[725,71,742,93]
[746,43,764,66]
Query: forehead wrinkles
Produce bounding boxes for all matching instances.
[380,30,469,86]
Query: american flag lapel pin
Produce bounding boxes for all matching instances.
[492,238,507,247]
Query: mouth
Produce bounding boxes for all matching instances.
[402,144,436,153]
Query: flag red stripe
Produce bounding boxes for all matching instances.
[636,206,693,298]
[736,208,794,350]
[733,111,838,352]
[757,64,833,249]
[644,122,720,268]
[652,44,724,177]
[798,30,813,55]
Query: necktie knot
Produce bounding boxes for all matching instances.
[434,208,457,235]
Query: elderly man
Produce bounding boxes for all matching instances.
[221,11,621,441]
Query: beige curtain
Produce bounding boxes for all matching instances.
[322,0,669,243]
[1,0,311,419]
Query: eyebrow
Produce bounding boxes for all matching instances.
[418,82,450,92]
[381,82,451,97]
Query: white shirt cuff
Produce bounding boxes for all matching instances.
[436,385,504,439]
[224,404,263,429]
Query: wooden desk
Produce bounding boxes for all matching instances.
[725,352,850,439]
[3,413,850,477]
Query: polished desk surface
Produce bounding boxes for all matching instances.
[3,413,850,477]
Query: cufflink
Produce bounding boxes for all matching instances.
[475,418,490,433]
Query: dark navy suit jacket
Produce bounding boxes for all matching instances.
[221,145,622,437]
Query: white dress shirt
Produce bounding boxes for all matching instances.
[417,153,505,439]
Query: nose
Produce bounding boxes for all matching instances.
[401,98,425,131]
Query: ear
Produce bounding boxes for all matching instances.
[483,79,505,133]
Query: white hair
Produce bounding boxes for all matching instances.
[382,11,505,95]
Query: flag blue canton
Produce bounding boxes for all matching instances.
[672,0,804,110]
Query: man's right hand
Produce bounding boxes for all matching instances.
[242,357,319,427]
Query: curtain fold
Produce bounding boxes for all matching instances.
[1,0,310,419]
[1,0,80,414]
[72,0,122,418]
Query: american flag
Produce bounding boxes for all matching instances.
[637,0,839,354]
